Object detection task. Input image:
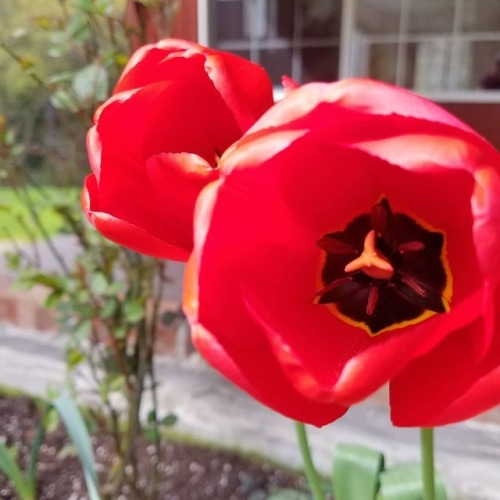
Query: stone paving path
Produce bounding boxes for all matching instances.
[2,322,500,499]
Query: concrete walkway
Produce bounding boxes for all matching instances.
[2,322,500,499]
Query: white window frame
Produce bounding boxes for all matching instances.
[347,0,500,102]
[198,0,500,102]
[198,0,345,86]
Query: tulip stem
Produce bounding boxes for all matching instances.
[420,427,435,500]
[295,421,325,500]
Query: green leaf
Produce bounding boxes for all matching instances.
[27,419,46,486]
[51,396,100,500]
[66,347,86,370]
[90,272,108,295]
[72,64,108,103]
[160,413,178,427]
[44,290,63,308]
[107,281,123,295]
[100,298,118,319]
[0,442,35,500]
[147,409,157,424]
[378,463,448,500]
[333,443,384,500]
[26,272,65,290]
[50,89,79,112]
[5,252,21,270]
[123,300,144,323]
[73,319,92,341]
[267,489,310,500]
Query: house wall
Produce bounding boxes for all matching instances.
[172,0,198,42]
[437,101,500,150]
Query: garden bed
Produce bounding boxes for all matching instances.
[0,395,308,499]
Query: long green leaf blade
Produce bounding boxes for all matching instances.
[27,418,46,485]
[332,443,384,500]
[0,442,34,500]
[52,395,100,500]
[378,463,448,500]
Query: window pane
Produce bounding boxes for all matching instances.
[276,0,295,38]
[408,0,455,34]
[215,0,246,41]
[367,43,398,83]
[301,0,342,38]
[412,39,453,91]
[472,42,500,90]
[301,47,339,82]
[260,49,293,84]
[357,0,401,35]
[463,0,500,32]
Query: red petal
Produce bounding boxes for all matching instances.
[86,126,102,181]
[390,284,500,426]
[114,39,197,94]
[193,131,483,405]
[82,175,189,260]
[183,255,348,427]
[98,74,241,166]
[472,166,500,283]
[248,79,491,143]
[204,52,274,132]
[282,75,300,94]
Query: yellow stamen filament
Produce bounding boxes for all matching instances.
[344,230,394,280]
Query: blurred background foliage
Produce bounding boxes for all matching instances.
[0,0,128,185]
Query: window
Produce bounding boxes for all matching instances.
[204,0,342,85]
[352,0,500,96]
[200,0,500,100]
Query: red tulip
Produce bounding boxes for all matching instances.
[82,39,274,261]
[184,78,500,427]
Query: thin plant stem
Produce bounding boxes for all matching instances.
[420,427,435,500]
[294,422,325,500]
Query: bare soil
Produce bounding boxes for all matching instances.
[0,395,308,499]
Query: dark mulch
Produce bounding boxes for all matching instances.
[0,396,308,499]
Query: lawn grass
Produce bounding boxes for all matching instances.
[0,186,79,241]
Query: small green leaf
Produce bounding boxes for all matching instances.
[124,300,144,323]
[100,298,118,318]
[72,64,109,103]
[107,281,123,295]
[44,290,63,308]
[26,272,65,290]
[5,252,21,270]
[66,347,86,370]
[160,413,178,427]
[73,319,92,340]
[333,443,384,500]
[378,463,448,500]
[50,89,80,112]
[147,409,157,424]
[90,272,108,295]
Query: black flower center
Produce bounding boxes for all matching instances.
[316,199,452,335]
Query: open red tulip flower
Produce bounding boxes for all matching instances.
[184,78,500,427]
[82,39,273,261]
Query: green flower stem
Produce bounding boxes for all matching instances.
[420,427,435,500]
[295,422,325,500]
